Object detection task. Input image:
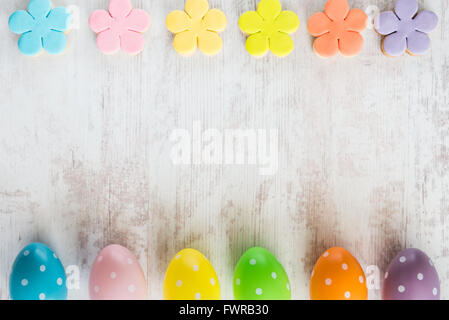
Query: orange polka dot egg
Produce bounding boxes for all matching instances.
[163,248,220,300]
[310,247,367,300]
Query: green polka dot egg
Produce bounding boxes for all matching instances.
[233,247,291,300]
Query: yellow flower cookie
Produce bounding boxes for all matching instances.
[239,0,299,57]
[166,0,227,56]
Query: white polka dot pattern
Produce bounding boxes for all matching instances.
[233,247,291,300]
[10,243,67,300]
[89,244,147,300]
[382,248,440,300]
[163,249,221,300]
[310,247,368,300]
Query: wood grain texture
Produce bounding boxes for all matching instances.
[0,0,448,300]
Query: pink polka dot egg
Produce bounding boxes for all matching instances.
[89,244,147,300]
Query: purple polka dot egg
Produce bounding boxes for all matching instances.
[383,248,440,300]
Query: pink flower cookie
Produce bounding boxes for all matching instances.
[89,0,150,55]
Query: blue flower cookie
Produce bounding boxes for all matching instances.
[9,0,72,56]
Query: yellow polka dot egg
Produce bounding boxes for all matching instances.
[163,248,220,300]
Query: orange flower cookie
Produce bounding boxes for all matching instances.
[166,0,227,56]
[307,0,367,58]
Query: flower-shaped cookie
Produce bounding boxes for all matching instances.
[166,0,227,56]
[8,0,72,56]
[239,0,299,57]
[89,0,150,55]
[307,0,367,58]
[374,0,438,57]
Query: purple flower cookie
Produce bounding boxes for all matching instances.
[374,0,438,57]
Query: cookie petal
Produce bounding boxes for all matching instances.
[18,31,43,56]
[47,7,72,32]
[275,11,299,34]
[339,31,364,56]
[394,0,418,20]
[257,0,282,21]
[121,30,146,54]
[173,30,197,56]
[414,11,438,33]
[127,9,151,33]
[108,0,132,18]
[382,32,407,57]
[239,11,264,34]
[166,10,190,33]
[313,33,338,58]
[185,0,209,20]
[324,0,350,21]
[203,9,227,32]
[345,9,367,32]
[407,30,431,55]
[374,11,399,35]
[269,31,294,57]
[43,30,67,55]
[198,30,223,55]
[9,10,34,34]
[27,0,52,19]
[307,12,331,37]
[245,33,269,57]
[89,10,113,33]
[96,29,121,54]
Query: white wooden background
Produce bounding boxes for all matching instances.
[0,0,448,300]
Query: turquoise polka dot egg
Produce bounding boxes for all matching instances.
[10,243,67,300]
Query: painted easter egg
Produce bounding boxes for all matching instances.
[89,244,147,300]
[310,247,367,300]
[10,243,67,300]
[163,249,220,300]
[233,247,291,300]
[383,248,440,300]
